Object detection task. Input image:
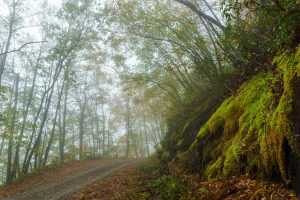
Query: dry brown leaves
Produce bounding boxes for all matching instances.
[68,164,157,200]
[67,162,300,200]
[178,173,300,200]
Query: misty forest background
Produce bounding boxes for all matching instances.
[0,0,166,184]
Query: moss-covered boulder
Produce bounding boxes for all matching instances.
[177,47,300,184]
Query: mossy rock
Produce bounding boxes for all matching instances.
[179,46,300,183]
[164,100,219,160]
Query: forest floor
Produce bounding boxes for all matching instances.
[0,158,299,200]
[69,158,300,200]
[0,158,141,200]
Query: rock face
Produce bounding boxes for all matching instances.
[169,46,300,187]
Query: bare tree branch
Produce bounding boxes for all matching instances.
[174,0,226,31]
[0,41,47,56]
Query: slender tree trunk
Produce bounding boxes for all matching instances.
[143,115,150,157]
[22,89,46,174]
[60,65,70,163]
[23,62,63,174]
[6,73,19,183]
[139,118,144,158]
[43,81,65,166]
[95,109,101,155]
[11,53,40,179]
[107,115,111,156]
[79,94,87,160]
[91,123,96,156]
[72,125,75,160]
[126,100,130,157]
[58,102,62,158]
[79,110,84,160]
[0,1,16,85]
[101,102,105,156]
[31,84,55,170]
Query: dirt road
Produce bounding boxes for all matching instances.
[1,159,141,200]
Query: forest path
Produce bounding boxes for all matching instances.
[0,158,142,200]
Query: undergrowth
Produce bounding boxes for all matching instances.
[153,175,184,200]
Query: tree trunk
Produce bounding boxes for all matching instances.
[107,114,111,156]
[95,108,101,156]
[30,83,55,170]
[138,118,144,158]
[6,73,19,183]
[101,102,105,156]
[11,51,40,179]
[23,61,63,174]
[0,1,16,85]
[43,81,65,166]
[60,65,70,163]
[79,93,87,160]
[143,114,150,157]
[126,100,130,157]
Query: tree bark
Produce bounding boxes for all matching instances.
[6,73,19,183]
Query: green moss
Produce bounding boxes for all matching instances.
[223,139,242,176]
[208,116,225,134]
[204,157,224,180]
[197,126,209,138]
[179,46,300,183]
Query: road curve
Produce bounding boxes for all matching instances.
[4,159,141,200]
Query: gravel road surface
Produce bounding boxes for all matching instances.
[3,159,140,200]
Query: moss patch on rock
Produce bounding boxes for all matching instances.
[177,46,300,184]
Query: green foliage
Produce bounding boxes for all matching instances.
[0,85,9,100]
[154,175,183,200]
[0,85,9,126]
[219,0,300,84]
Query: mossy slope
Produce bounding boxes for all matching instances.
[177,47,300,184]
